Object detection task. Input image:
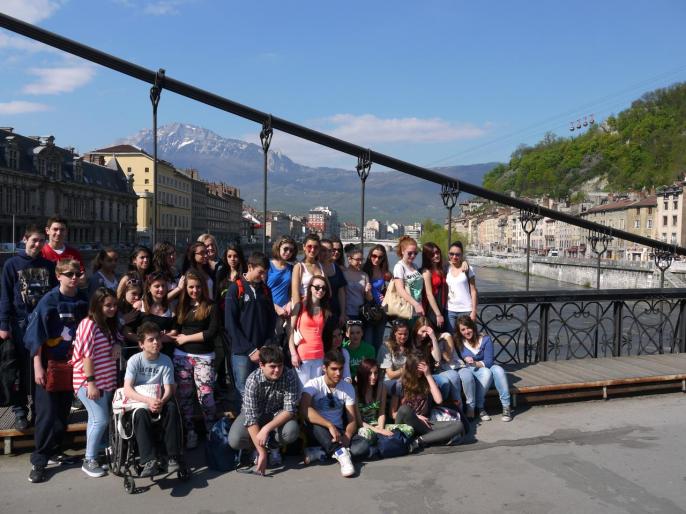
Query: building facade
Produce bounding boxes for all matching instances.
[306,206,340,238]
[0,128,137,245]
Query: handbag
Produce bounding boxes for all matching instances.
[381,278,413,320]
[376,429,411,459]
[45,359,73,392]
[111,383,162,415]
[292,309,303,346]
[430,405,460,422]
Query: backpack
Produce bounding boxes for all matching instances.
[205,417,237,471]
[236,278,271,310]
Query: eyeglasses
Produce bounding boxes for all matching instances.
[311,285,327,292]
[449,252,462,257]
[406,251,417,256]
[326,392,336,409]
[346,319,363,326]
[350,257,362,262]
[195,251,208,256]
[391,319,408,327]
[281,246,295,253]
[370,253,384,260]
[60,271,83,279]
[126,277,141,286]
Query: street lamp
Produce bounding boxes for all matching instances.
[440,182,460,250]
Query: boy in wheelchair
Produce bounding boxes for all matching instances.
[123,321,183,477]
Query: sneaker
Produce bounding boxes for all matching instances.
[333,447,354,477]
[71,397,84,412]
[139,460,158,477]
[501,406,513,422]
[48,453,79,466]
[478,410,491,421]
[303,446,326,465]
[82,459,106,478]
[28,464,47,483]
[268,449,282,467]
[408,438,423,454]
[465,406,475,420]
[186,430,198,450]
[14,415,29,431]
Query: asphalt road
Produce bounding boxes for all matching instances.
[1,393,685,514]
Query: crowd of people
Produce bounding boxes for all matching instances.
[0,217,512,483]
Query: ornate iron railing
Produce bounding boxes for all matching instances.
[478,289,686,364]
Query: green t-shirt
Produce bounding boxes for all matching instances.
[343,340,376,377]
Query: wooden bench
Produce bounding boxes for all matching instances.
[501,353,686,406]
[0,423,87,455]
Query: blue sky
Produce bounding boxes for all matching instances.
[1,0,685,174]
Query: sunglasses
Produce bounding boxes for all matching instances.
[60,271,83,279]
[347,319,363,326]
[449,252,463,257]
[406,251,417,256]
[281,246,295,253]
[195,251,208,256]
[126,277,141,286]
[305,244,320,250]
[326,392,336,409]
[391,319,408,327]
[370,253,384,260]
[311,285,327,292]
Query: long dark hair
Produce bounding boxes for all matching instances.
[354,358,380,402]
[411,316,437,367]
[454,314,479,352]
[152,241,177,282]
[116,273,142,315]
[386,319,411,355]
[128,245,151,277]
[304,274,331,318]
[88,287,119,341]
[362,244,389,277]
[223,243,246,276]
[176,270,212,324]
[182,241,211,277]
[91,247,118,273]
[142,271,169,313]
[421,241,444,272]
[401,352,429,397]
[330,235,345,267]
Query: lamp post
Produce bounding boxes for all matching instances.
[440,182,460,250]
[519,210,542,291]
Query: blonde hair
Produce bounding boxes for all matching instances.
[56,258,80,275]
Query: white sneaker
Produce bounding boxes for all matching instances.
[333,447,354,477]
[186,430,198,450]
[303,446,325,465]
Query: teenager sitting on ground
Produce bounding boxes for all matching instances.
[300,350,369,477]
[390,352,465,448]
[123,322,183,477]
[228,346,300,474]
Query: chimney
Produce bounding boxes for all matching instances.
[0,127,13,133]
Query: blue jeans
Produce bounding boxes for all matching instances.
[432,369,462,403]
[458,364,510,409]
[447,311,472,335]
[363,315,387,353]
[77,386,112,460]
[231,354,258,400]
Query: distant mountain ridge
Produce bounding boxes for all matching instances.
[117,122,499,223]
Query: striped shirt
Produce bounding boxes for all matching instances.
[71,318,120,392]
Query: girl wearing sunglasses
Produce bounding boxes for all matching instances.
[446,241,478,334]
[393,236,424,321]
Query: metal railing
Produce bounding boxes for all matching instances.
[479,289,686,364]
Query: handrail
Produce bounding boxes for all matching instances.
[1,12,684,255]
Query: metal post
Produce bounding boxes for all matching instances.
[441,182,460,250]
[259,115,273,255]
[587,231,612,290]
[11,214,15,254]
[149,68,165,249]
[356,150,372,249]
[519,210,542,291]
[653,249,674,288]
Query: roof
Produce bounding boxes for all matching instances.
[584,196,656,214]
[90,144,150,156]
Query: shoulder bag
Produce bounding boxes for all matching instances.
[381,278,413,320]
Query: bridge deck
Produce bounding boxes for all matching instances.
[504,353,686,405]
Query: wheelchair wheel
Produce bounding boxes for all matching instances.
[123,475,135,494]
[108,416,126,476]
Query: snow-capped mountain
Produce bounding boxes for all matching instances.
[115,122,498,222]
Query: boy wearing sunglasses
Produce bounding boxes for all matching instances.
[300,350,369,477]
[23,258,89,483]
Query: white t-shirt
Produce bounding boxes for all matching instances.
[446,266,476,313]
[393,260,423,303]
[302,375,355,429]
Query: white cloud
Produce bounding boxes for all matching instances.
[23,65,96,95]
[323,114,487,144]
[1,0,65,23]
[0,100,51,114]
[113,0,195,15]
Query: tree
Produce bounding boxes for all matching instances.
[419,218,468,253]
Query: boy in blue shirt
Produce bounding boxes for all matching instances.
[24,258,88,483]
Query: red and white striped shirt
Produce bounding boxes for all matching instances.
[71,318,119,392]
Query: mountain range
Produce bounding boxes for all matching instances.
[117,122,498,223]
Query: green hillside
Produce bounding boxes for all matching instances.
[483,82,686,198]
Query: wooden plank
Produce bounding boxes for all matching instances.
[0,422,86,438]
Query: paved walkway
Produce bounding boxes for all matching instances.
[1,393,685,514]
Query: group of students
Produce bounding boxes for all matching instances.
[0,217,512,483]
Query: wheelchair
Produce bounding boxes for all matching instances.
[106,399,191,494]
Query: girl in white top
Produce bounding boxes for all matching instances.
[291,233,324,306]
[392,236,425,319]
[445,241,478,334]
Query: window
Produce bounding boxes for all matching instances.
[664,201,669,210]
[634,220,640,228]
[673,215,678,226]
[144,179,149,184]
[647,219,653,229]
[648,207,653,214]
[675,200,679,209]
[672,233,677,244]
[145,167,149,173]
[663,216,668,226]
[127,167,132,173]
